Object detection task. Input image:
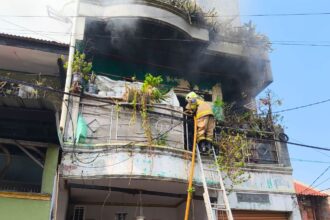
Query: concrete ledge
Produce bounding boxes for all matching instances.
[63,142,190,157]
[0,191,51,201]
[79,2,209,41]
[207,41,268,59]
[244,163,293,175]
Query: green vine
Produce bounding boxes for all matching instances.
[187,186,195,194]
[61,50,93,93]
[213,90,284,188]
[215,131,251,189]
[127,73,167,145]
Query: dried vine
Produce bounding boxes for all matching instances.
[213,90,283,187]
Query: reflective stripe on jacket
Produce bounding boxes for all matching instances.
[196,100,213,119]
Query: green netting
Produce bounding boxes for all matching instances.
[212,104,224,122]
[76,114,88,143]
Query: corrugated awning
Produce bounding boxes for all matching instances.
[294,180,328,197]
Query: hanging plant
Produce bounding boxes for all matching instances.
[127,73,167,145]
[62,51,93,93]
[215,131,251,189]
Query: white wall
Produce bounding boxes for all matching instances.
[80,205,178,220]
[56,179,69,220]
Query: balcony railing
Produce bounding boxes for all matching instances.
[64,97,185,149]
[65,97,279,164]
[0,181,41,193]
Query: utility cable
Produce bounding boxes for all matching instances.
[272,98,330,114]
[2,11,330,18]
[2,27,330,45]
[290,137,330,159]
[290,158,330,164]
[313,176,330,189]
[320,187,330,192]
[3,29,330,48]
[100,178,112,220]
[2,77,330,153]
[0,17,58,42]
[299,165,330,194]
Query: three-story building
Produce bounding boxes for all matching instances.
[52,0,302,219]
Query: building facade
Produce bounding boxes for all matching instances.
[0,0,302,220]
[295,181,329,220]
[0,33,68,220]
[55,1,301,220]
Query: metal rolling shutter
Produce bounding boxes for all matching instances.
[218,210,289,220]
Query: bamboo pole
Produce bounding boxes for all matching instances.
[184,116,198,220]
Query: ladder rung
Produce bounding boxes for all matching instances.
[211,203,226,207]
[213,207,228,211]
[207,187,223,191]
[197,145,233,219]
[203,168,218,172]
[211,204,227,210]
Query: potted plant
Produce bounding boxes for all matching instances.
[63,51,92,93]
[88,72,97,94]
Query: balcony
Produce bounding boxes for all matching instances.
[74,0,272,100]
[61,95,285,184]
[79,0,209,41]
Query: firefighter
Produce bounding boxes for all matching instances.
[185,92,215,153]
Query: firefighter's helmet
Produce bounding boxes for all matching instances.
[185,92,198,102]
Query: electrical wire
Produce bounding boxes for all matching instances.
[2,11,330,18]
[320,187,330,192]
[299,165,330,194]
[54,73,185,168]
[100,178,112,220]
[2,28,330,47]
[290,137,330,159]
[61,94,104,165]
[272,98,330,114]
[2,27,330,45]
[2,77,330,153]
[313,176,330,189]
[70,119,183,168]
[290,158,330,164]
[0,17,58,42]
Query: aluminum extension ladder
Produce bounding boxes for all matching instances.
[196,145,234,220]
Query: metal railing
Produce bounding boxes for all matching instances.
[65,98,185,150]
[65,98,279,164]
[0,181,41,193]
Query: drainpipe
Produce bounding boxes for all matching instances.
[59,0,80,134]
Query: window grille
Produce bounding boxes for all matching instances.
[73,206,85,220]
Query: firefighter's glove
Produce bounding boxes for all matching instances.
[184,110,193,116]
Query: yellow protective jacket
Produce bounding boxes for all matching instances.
[186,99,213,119]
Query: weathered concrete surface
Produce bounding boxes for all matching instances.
[65,98,185,150]
[228,193,302,219]
[79,1,209,41]
[61,146,202,183]
[61,146,294,192]
[234,170,294,193]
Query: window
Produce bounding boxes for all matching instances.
[247,140,278,164]
[0,143,44,192]
[73,206,85,220]
[115,213,127,220]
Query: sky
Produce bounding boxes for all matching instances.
[240,0,330,191]
[0,0,72,43]
[0,0,330,191]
